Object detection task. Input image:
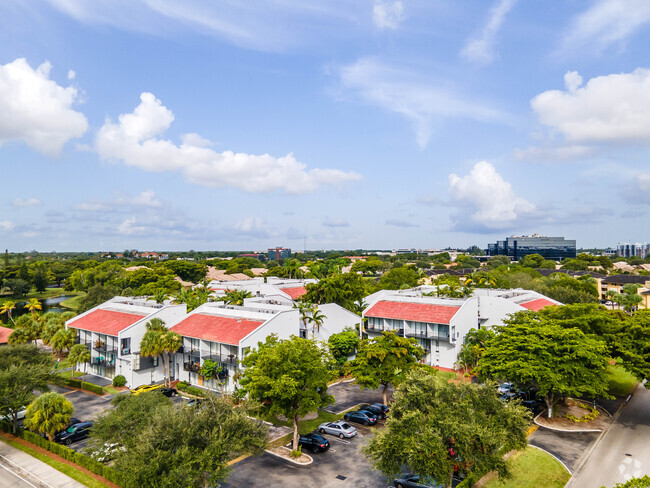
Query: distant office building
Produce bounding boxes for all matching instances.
[268,247,291,261]
[486,235,576,260]
[617,242,650,259]
[237,253,266,261]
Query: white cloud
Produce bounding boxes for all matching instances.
[234,217,266,233]
[67,69,76,80]
[531,68,650,143]
[0,58,87,155]
[117,216,148,235]
[513,145,595,162]
[73,202,112,212]
[95,93,361,193]
[561,0,650,55]
[622,174,650,204]
[322,218,349,228]
[0,221,15,231]
[336,58,503,147]
[125,190,162,207]
[372,1,405,30]
[448,161,536,231]
[386,219,419,228]
[461,0,516,65]
[12,197,42,207]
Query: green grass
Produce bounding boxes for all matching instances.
[1,437,110,488]
[0,288,78,305]
[437,370,458,381]
[605,364,637,396]
[482,447,570,488]
[259,409,343,435]
[60,293,85,310]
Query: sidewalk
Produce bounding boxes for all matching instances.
[0,440,86,488]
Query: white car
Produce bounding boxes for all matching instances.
[0,408,26,423]
[497,383,514,395]
[318,421,357,439]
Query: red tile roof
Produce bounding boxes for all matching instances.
[68,309,147,336]
[365,301,460,324]
[281,287,307,299]
[170,314,264,345]
[0,325,13,344]
[520,298,557,312]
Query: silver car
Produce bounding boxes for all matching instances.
[318,421,357,438]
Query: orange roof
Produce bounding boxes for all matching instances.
[281,287,307,299]
[0,325,13,344]
[68,309,147,336]
[520,298,556,312]
[366,301,460,324]
[170,314,264,345]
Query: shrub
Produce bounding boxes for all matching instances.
[565,402,600,423]
[290,447,302,458]
[65,378,82,388]
[175,381,206,398]
[113,375,127,387]
[81,382,104,395]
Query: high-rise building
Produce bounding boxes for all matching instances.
[486,235,576,260]
[617,242,650,259]
[268,247,291,261]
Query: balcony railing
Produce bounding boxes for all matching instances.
[184,362,201,373]
[200,352,239,364]
[404,331,450,341]
[120,346,132,356]
[93,344,118,355]
[91,357,116,368]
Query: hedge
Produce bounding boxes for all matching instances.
[81,382,105,395]
[0,420,122,485]
[54,377,105,395]
[176,381,207,398]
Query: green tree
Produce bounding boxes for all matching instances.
[68,343,91,383]
[601,476,650,488]
[364,369,529,488]
[91,394,267,488]
[50,328,76,354]
[148,289,169,304]
[240,335,334,450]
[0,344,55,433]
[219,289,252,306]
[303,272,368,311]
[0,300,16,325]
[24,392,74,442]
[140,318,181,387]
[378,267,420,290]
[477,312,611,417]
[4,278,31,296]
[348,331,424,405]
[455,327,495,371]
[328,328,359,365]
[308,305,326,338]
[78,284,119,313]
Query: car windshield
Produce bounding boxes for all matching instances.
[340,423,351,429]
[66,426,76,433]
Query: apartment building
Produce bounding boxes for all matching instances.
[362,287,561,370]
[599,275,650,309]
[65,297,187,387]
[208,277,318,303]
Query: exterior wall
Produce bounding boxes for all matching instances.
[310,304,361,341]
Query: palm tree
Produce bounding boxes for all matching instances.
[8,327,30,344]
[161,330,182,387]
[140,318,180,387]
[220,289,252,306]
[293,300,314,333]
[308,306,326,338]
[68,343,91,383]
[24,392,74,442]
[26,298,42,316]
[0,301,16,325]
[50,328,76,354]
[148,290,169,304]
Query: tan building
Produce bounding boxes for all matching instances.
[599,275,650,309]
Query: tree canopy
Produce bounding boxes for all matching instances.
[24,392,74,442]
[303,272,369,311]
[364,369,529,488]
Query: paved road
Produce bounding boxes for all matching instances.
[324,381,392,414]
[529,427,599,473]
[569,386,650,488]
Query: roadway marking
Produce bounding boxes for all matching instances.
[618,456,642,480]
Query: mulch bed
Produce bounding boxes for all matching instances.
[0,432,120,488]
[535,399,611,431]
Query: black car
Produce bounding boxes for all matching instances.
[394,473,464,488]
[343,410,378,426]
[40,417,81,439]
[359,403,389,419]
[160,387,177,397]
[521,399,544,415]
[187,398,203,408]
[55,421,93,445]
[298,433,330,454]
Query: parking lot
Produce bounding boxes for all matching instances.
[222,422,390,488]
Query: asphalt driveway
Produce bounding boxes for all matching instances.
[325,380,393,414]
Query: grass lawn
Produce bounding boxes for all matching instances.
[437,370,458,381]
[260,409,343,435]
[482,447,570,488]
[1,437,111,488]
[0,287,76,305]
[60,293,85,310]
[605,364,637,396]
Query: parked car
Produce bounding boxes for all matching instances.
[40,417,81,439]
[359,403,389,419]
[394,473,464,488]
[55,421,94,445]
[298,433,330,453]
[0,407,26,423]
[186,398,204,408]
[521,399,545,415]
[499,391,516,402]
[497,382,515,395]
[159,387,177,397]
[130,384,162,396]
[343,410,378,426]
[318,421,357,438]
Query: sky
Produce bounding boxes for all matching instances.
[1,0,650,252]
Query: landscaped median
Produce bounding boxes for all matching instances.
[479,446,570,488]
[0,421,121,487]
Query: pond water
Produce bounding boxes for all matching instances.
[0,295,75,324]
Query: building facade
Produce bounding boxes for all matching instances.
[617,242,650,259]
[362,287,561,370]
[487,235,576,260]
[268,247,291,261]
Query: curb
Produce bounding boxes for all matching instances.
[528,445,572,475]
[264,448,313,466]
[564,384,638,488]
[328,378,356,387]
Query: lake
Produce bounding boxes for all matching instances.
[0,295,75,324]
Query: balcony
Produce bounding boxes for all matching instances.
[404,331,450,341]
[133,355,156,371]
[183,362,201,373]
[200,352,239,364]
[120,346,132,356]
[93,342,118,355]
[91,357,116,368]
[365,324,383,332]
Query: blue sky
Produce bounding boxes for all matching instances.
[1,0,650,252]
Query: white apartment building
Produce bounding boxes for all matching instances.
[208,277,318,303]
[362,287,561,371]
[65,297,187,387]
[170,299,360,393]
